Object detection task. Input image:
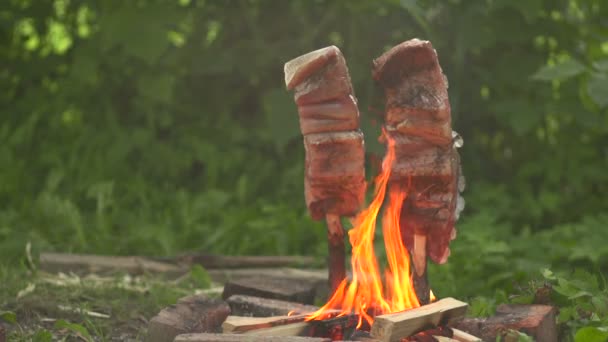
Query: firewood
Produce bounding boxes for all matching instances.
[174,333,331,342]
[244,321,312,336]
[207,268,330,301]
[450,328,481,342]
[145,295,230,342]
[454,304,557,342]
[40,252,185,276]
[222,313,309,333]
[370,297,468,342]
[222,276,316,304]
[226,294,319,317]
[308,313,359,340]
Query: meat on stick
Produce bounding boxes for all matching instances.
[372,39,464,304]
[284,46,366,294]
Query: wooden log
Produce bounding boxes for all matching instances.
[226,294,319,317]
[145,295,230,342]
[174,333,330,342]
[370,297,468,342]
[207,268,330,301]
[40,252,186,276]
[454,304,557,342]
[222,276,316,304]
[222,313,309,333]
[0,324,5,342]
[170,254,317,269]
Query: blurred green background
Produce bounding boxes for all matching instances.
[1,0,608,317]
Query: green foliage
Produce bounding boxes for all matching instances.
[0,310,17,324]
[187,264,212,289]
[54,319,93,342]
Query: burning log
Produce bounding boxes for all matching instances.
[372,39,464,304]
[221,276,316,304]
[284,46,366,293]
[174,333,331,342]
[226,294,319,317]
[146,295,231,342]
[369,297,468,342]
[454,304,557,342]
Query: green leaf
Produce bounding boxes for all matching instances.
[189,265,211,288]
[0,311,17,324]
[54,319,93,342]
[542,268,556,280]
[532,59,586,81]
[587,73,608,108]
[33,330,53,342]
[593,59,608,72]
[575,326,608,342]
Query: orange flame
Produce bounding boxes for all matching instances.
[306,133,421,328]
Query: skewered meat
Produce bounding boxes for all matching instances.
[284,46,366,221]
[372,39,464,266]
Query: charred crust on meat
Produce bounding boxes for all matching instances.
[372,39,449,112]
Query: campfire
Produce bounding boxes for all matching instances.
[143,38,554,342]
[283,38,465,340]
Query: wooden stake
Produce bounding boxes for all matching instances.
[325,214,346,294]
[410,248,430,306]
[370,297,468,342]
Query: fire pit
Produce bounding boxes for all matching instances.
[146,38,557,342]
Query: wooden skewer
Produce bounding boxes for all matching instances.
[411,233,430,305]
[325,213,346,294]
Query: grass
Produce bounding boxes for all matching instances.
[0,265,217,341]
